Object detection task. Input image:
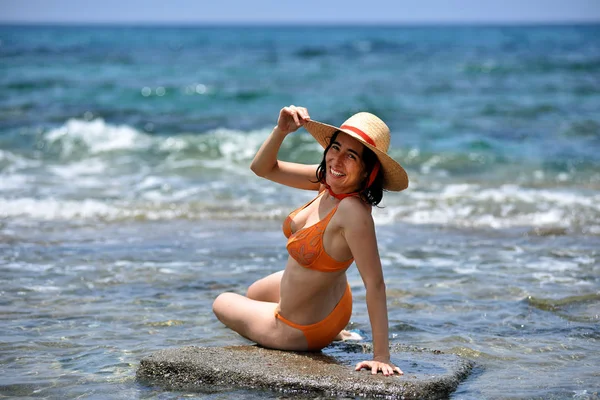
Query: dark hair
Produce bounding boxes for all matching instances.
[314,131,384,206]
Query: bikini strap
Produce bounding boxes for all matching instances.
[324,184,359,200]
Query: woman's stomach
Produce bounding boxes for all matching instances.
[278,259,348,325]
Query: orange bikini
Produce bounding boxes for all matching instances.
[283,191,354,272]
[276,191,354,350]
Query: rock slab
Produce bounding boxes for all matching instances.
[137,342,473,399]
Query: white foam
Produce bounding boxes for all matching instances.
[162,158,204,170]
[0,149,9,162]
[49,158,107,178]
[140,186,202,202]
[26,285,62,293]
[0,196,289,222]
[0,149,42,173]
[158,136,190,151]
[527,258,579,272]
[532,272,579,285]
[0,197,120,220]
[379,183,600,231]
[44,118,152,156]
[136,176,167,191]
[5,120,600,233]
[0,174,29,191]
[453,265,479,274]
[36,121,292,182]
[212,128,266,161]
[3,262,55,272]
[0,149,28,165]
[169,187,202,201]
[384,252,428,268]
[193,127,275,175]
[472,185,598,209]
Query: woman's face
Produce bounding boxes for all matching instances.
[325,132,368,193]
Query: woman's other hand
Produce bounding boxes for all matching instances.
[277,105,310,135]
[355,359,404,376]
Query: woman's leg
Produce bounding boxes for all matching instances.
[212,291,306,351]
[246,270,284,302]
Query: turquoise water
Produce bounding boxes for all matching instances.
[0,24,599,399]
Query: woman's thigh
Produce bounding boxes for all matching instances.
[246,270,284,303]
[212,291,306,351]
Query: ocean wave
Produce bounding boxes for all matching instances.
[1,119,598,234]
[43,118,153,156]
[17,119,597,186]
[1,182,599,235]
[0,148,42,173]
[39,118,298,163]
[0,197,286,222]
[377,183,600,234]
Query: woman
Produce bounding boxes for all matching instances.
[213,105,408,376]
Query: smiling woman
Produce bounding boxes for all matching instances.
[316,130,384,204]
[1,22,598,399]
[212,105,409,376]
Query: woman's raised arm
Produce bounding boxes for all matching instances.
[250,106,320,191]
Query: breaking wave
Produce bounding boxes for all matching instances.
[0,119,598,234]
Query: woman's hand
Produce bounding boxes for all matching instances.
[355,359,404,376]
[277,105,310,135]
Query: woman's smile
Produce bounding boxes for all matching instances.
[329,167,346,178]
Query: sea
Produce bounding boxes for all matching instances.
[0,24,599,399]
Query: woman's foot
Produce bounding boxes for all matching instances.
[334,330,363,341]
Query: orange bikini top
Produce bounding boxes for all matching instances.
[282,192,354,272]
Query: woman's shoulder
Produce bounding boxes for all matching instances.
[337,196,373,225]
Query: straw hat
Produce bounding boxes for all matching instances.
[304,112,409,191]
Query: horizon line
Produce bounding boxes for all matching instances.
[1,19,599,27]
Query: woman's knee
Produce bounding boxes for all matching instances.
[246,271,283,301]
[246,280,262,299]
[212,292,235,321]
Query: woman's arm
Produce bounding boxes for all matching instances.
[341,200,403,376]
[250,106,320,191]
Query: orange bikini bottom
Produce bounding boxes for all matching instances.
[274,285,352,351]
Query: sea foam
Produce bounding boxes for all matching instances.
[44,118,152,156]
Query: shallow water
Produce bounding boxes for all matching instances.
[1,218,598,399]
[1,24,599,399]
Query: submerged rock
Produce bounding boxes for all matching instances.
[137,342,473,399]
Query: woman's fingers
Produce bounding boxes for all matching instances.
[355,360,403,376]
[291,108,300,127]
[278,105,310,133]
[355,361,368,371]
[297,106,311,121]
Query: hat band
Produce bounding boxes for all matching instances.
[340,125,376,147]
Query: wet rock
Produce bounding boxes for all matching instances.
[528,226,569,236]
[137,342,473,399]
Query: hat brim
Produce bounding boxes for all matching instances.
[304,119,409,191]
